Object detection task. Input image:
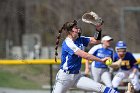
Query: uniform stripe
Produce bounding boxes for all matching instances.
[63,56,68,70]
[103,87,118,93]
[65,37,79,52]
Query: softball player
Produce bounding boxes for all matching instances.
[112,41,140,92]
[85,35,114,90]
[53,20,119,93]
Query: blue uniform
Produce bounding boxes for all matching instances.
[60,36,90,73]
[89,44,114,88]
[113,52,138,70]
[89,44,114,68]
[53,36,119,93]
[112,52,140,91]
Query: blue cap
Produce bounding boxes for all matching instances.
[116,41,127,49]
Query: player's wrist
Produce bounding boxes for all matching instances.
[94,30,101,40]
[100,58,105,63]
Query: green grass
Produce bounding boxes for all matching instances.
[0,70,41,89]
[0,65,58,89]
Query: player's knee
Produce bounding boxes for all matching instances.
[131,81,140,91]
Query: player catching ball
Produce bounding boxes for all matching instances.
[85,35,114,90]
[53,20,119,93]
[111,41,140,92]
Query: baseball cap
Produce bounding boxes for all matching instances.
[101,36,113,42]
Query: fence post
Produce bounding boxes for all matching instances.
[50,64,53,93]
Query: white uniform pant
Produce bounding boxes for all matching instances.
[52,69,106,93]
[112,69,140,91]
[91,62,112,88]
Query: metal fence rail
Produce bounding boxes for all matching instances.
[0,58,140,64]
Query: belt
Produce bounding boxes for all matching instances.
[62,69,79,74]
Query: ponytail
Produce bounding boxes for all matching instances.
[55,20,77,62]
[55,27,64,62]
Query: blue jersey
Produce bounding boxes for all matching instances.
[114,52,138,70]
[60,36,90,72]
[88,44,114,68]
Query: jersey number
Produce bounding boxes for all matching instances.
[121,60,130,69]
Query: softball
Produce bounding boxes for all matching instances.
[105,58,112,66]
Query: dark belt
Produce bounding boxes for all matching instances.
[63,70,79,74]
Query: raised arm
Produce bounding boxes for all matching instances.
[89,25,102,45]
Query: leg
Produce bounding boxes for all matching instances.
[91,63,102,93]
[75,75,118,93]
[112,72,125,90]
[53,80,69,93]
[101,71,112,87]
[129,72,140,91]
[52,70,74,93]
[91,62,101,82]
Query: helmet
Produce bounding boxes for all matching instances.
[116,41,127,49]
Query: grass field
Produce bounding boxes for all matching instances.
[0,65,56,89]
[0,70,41,89]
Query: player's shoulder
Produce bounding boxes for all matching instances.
[125,51,132,55]
[108,47,114,52]
[126,51,132,54]
[64,37,74,44]
[92,44,102,48]
[88,44,102,53]
[125,52,134,57]
[62,37,74,47]
[65,37,72,42]
[80,35,89,38]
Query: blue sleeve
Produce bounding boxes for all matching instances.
[62,38,80,56]
[64,45,74,55]
[128,52,138,69]
[80,36,90,47]
[113,53,118,62]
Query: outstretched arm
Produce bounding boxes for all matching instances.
[109,59,122,68]
[75,49,108,62]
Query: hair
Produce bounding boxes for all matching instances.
[55,20,77,62]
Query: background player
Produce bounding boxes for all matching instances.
[112,41,140,92]
[85,35,114,91]
[53,20,119,93]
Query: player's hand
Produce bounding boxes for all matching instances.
[96,24,103,31]
[101,57,111,63]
